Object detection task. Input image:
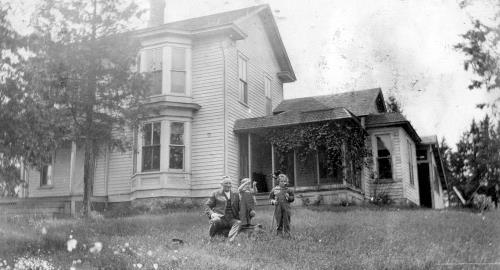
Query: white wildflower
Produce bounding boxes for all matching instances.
[136,263,143,269]
[89,242,103,254]
[153,263,159,269]
[41,227,47,235]
[147,250,153,257]
[124,242,129,247]
[70,267,76,270]
[113,250,119,255]
[67,239,78,252]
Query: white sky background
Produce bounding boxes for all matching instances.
[8,0,500,147]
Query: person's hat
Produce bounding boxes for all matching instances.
[239,178,251,189]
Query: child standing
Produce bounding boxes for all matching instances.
[238,178,257,227]
[269,174,294,237]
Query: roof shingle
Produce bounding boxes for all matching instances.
[234,108,356,132]
[274,88,383,116]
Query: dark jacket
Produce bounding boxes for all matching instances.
[205,189,240,220]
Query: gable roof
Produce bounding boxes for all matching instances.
[234,108,359,132]
[365,113,420,143]
[274,88,385,115]
[162,5,265,31]
[135,5,296,82]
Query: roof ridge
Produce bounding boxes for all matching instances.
[163,4,266,26]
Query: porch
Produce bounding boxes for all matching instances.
[234,108,367,201]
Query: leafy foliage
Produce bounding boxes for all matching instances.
[261,121,370,178]
[455,2,500,108]
[386,95,403,114]
[21,0,150,214]
[441,115,500,201]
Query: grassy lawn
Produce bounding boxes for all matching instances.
[0,206,499,269]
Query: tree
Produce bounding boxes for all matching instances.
[25,0,149,215]
[455,1,500,108]
[446,116,500,201]
[386,95,403,114]
[0,4,29,196]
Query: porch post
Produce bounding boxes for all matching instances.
[69,141,77,216]
[248,133,252,178]
[293,149,298,187]
[316,151,320,187]
[271,143,275,188]
[342,142,347,186]
[69,141,77,195]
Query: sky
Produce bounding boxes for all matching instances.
[158,0,499,147]
[8,0,500,147]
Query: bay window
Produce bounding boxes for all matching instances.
[142,122,161,171]
[169,122,184,169]
[375,134,393,179]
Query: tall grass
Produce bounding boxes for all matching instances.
[0,206,499,269]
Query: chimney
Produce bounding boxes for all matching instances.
[148,0,166,27]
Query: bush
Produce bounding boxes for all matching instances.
[471,194,494,211]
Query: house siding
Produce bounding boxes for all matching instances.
[93,148,107,197]
[190,37,226,195]
[367,127,405,202]
[226,15,284,187]
[399,129,420,205]
[27,148,72,197]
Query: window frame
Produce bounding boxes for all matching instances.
[374,134,394,180]
[141,47,163,96]
[238,53,248,105]
[264,75,272,115]
[40,154,54,187]
[169,122,185,170]
[170,47,187,95]
[141,122,161,172]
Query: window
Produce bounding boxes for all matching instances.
[238,55,248,104]
[376,135,392,179]
[169,122,184,169]
[171,47,186,94]
[407,140,414,186]
[264,76,272,115]
[40,158,52,186]
[133,128,138,174]
[142,48,163,96]
[142,122,161,171]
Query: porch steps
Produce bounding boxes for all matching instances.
[255,193,271,206]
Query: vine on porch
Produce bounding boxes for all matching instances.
[261,121,371,177]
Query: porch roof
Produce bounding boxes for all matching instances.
[234,107,359,132]
[273,88,384,116]
[365,113,421,143]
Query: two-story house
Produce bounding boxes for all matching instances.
[23,3,447,213]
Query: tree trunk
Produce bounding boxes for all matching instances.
[82,0,98,217]
[82,138,96,216]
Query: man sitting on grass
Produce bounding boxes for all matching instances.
[205,176,242,242]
